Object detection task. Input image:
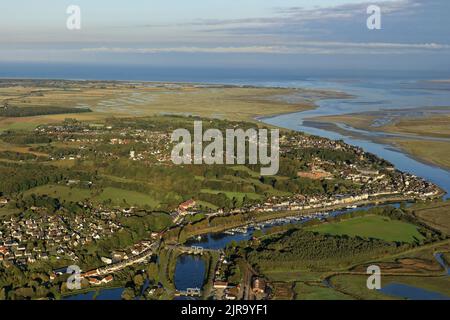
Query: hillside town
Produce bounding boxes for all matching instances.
[0,118,442,272]
[0,206,123,267]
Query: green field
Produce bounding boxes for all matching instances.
[229,165,261,178]
[306,215,425,243]
[263,270,323,282]
[196,200,219,210]
[0,121,39,132]
[25,185,91,202]
[200,188,263,201]
[408,201,450,235]
[25,184,160,208]
[95,187,159,208]
[294,282,353,300]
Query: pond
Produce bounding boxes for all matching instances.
[174,255,206,291]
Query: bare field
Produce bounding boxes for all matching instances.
[409,201,450,235]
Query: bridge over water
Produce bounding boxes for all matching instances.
[168,245,222,255]
[175,287,202,297]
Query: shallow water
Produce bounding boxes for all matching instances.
[379,283,449,300]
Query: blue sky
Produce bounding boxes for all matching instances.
[1,0,450,73]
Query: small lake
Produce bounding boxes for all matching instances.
[174,255,206,291]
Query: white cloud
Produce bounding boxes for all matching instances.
[186,0,416,32]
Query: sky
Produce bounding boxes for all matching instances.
[1,0,450,75]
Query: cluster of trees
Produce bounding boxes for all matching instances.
[1,131,52,145]
[0,162,65,194]
[0,151,44,161]
[0,105,91,117]
[0,264,60,300]
[18,194,62,213]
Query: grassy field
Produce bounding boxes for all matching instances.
[24,185,92,202]
[0,140,49,157]
[390,139,450,170]
[408,201,450,235]
[306,215,425,243]
[94,187,159,208]
[200,188,263,201]
[263,270,323,282]
[24,184,160,208]
[0,206,21,218]
[384,113,450,139]
[294,282,353,300]
[0,112,111,132]
[196,200,219,210]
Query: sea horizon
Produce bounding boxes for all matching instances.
[2,62,450,84]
